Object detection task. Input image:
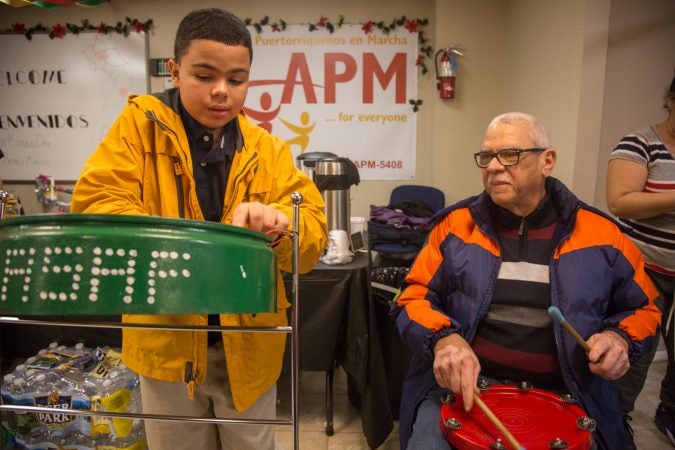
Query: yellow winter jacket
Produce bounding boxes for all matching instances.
[71,90,327,412]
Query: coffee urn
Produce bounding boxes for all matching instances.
[296,151,337,180]
[313,157,360,233]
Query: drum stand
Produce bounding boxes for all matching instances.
[289,191,303,449]
[0,193,305,450]
[0,190,8,219]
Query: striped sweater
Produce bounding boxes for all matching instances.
[473,197,563,390]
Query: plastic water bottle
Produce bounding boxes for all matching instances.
[94,432,114,449]
[17,427,50,449]
[110,365,142,415]
[32,372,51,396]
[1,373,16,395]
[24,368,38,382]
[10,376,27,396]
[1,374,18,430]
[11,363,27,377]
[58,428,98,449]
[130,423,148,449]
[4,374,50,438]
[74,342,86,355]
[111,424,147,449]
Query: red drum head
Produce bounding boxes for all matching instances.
[439,385,594,450]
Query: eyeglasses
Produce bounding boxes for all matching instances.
[473,148,546,168]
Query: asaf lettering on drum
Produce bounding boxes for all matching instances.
[0,214,277,315]
[1,244,192,305]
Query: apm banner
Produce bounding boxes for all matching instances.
[245,24,419,180]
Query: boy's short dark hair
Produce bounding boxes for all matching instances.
[174,9,253,63]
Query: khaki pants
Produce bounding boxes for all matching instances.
[139,342,276,450]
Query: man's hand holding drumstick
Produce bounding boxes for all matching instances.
[433,333,481,411]
[434,333,526,450]
[548,306,630,380]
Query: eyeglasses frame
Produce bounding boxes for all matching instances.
[473,147,547,168]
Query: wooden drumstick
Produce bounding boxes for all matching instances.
[548,306,592,352]
[472,392,526,450]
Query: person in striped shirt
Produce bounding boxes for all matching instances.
[607,75,675,446]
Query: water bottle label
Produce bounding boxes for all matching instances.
[90,396,112,436]
[34,392,75,429]
[29,350,78,370]
[91,349,122,379]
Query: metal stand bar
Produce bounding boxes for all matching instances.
[0,404,293,426]
[290,192,303,450]
[0,317,291,333]
[325,366,335,436]
[0,191,8,219]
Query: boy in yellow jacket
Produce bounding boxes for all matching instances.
[71,8,327,449]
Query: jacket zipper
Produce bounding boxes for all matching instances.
[518,216,527,259]
[172,157,185,218]
[145,109,201,396]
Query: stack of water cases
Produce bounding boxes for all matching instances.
[1,342,146,449]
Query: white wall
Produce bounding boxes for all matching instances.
[429,0,590,207]
[574,0,611,204]
[1,0,673,218]
[503,0,586,191]
[430,0,508,204]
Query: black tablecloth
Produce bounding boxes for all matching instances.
[283,252,394,449]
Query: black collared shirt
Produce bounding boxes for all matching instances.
[178,99,237,346]
[179,101,236,222]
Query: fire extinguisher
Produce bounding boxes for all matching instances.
[435,47,463,99]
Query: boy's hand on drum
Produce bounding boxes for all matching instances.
[586,330,630,380]
[433,333,481,411]
[231,202,290,238]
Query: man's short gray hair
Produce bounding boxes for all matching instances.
[487,112,551,148]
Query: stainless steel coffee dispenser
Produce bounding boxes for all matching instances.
[296,152,337,180]
[313,157,360,233]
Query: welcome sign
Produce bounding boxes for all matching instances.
[244,24,419,180]
[0,32,148,181]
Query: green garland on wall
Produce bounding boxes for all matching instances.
[4,14,428,110]
[4,17,153,40]
[245,15,432,75]
[5,14,430,72]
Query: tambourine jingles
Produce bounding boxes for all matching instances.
[0,214,277,315]
[439,384,596,450]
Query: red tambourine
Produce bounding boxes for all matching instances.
[439,384,595,450]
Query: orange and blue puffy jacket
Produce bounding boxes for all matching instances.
[394,177,661,450]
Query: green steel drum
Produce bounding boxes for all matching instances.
[0,214,277,315]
